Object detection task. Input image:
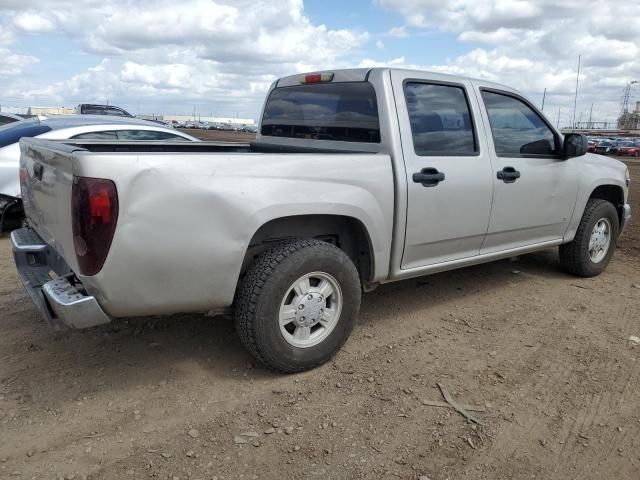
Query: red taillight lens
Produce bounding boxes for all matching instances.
[71,176,118,276]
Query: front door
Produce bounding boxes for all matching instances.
[475,87,579,253]
[391,71,494,269]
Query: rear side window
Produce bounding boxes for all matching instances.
[261,83,380,143]
[404,82,477,155]
[0,116,19,126]
[0,121,52,148]
[115,130,189,141]
[71,131,118,140]
[481,90,558,157]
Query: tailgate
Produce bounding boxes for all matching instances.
[19,138,84,271]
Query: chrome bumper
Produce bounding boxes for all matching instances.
[11,228,111,329]
[621,203,631,234]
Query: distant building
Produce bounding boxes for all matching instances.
[27,106,76,116]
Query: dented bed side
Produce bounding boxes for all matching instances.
[18,139,395,318]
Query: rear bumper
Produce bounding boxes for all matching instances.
[621,203,631,234]
[11,227,111,329]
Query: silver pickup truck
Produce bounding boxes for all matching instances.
[12,68,631,372]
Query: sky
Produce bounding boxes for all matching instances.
[0,0,639,126]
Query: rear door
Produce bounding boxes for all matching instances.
[390,71,494,269]
[475,86,579,253]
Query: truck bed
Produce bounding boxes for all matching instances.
[18,137,394,318]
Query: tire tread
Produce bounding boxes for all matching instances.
[559,199,618,277]
[235,239,359,373]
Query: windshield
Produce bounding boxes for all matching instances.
[261,82,380,143]
[0,120,52,148]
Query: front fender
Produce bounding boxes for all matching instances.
[563,154,628,242]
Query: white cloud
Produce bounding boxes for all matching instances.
[0,47,38,77]
[0,0,370,117]
[386,26,408,38]
[12,11,54,32]
[375,0,640,123]
[1,0,638,125]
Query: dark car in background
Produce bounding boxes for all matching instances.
[76,103,133,117]
[594,140,616,155]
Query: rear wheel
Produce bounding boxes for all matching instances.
[235,239,361,373]
[559,199,619,277]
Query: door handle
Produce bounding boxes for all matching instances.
[497,166,520,183]
[412,167,445,187]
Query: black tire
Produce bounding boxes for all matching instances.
[235,239,361,373]
[559,199,619,277]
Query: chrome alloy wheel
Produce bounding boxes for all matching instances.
[589,217,611,264]
[278,271,343,348]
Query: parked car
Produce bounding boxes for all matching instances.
[13,68,631,373]
[0,115,199,229]
[594,140,616,155]
[587,140,598,153]
[617,141,640,157]
[0,112,33,126]
[76,104,133,117]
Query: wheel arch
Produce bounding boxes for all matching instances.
[240,214,376,285]
[589,184,625,225]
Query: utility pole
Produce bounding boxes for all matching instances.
[588,103,593,128]
[556,108,561,129]
[541,88,547,111]
[571,54,581,128]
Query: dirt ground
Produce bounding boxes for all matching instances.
[0,157,639,480]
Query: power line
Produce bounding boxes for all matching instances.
[571,54,581,128]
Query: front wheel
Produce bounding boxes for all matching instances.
[235,239,361,373]
[559,199,619,277]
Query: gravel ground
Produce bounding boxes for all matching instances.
[0,157,638,480]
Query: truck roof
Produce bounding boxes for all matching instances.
[275,67,515,93]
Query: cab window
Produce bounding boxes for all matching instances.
[404,82,477,156]
[481,90,558,157]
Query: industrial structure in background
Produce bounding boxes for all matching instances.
[617,81,640,130]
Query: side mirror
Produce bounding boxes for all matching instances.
[563,133,588,159]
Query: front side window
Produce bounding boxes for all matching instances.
[481,90,558,157]
[404,82,477,155]
[261,82,380,143]
[115,130,189,141]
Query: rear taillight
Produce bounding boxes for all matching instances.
[71,176,118,276]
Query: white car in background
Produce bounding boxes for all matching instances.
[0,115,199,228]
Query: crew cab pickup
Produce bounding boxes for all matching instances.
[12,68,631,372]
